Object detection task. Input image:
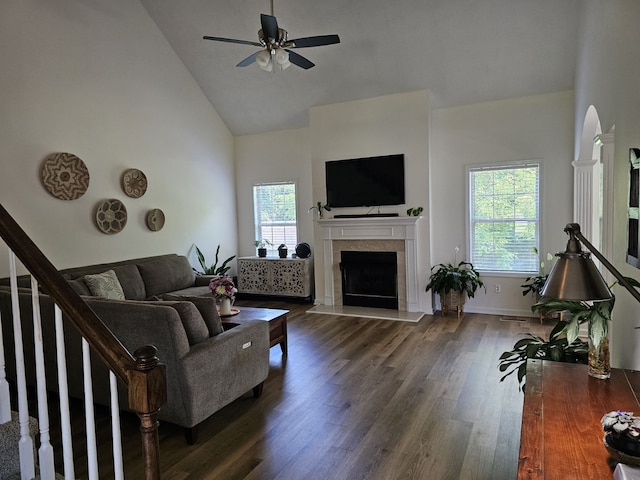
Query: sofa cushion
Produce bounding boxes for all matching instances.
[67,277,91,296]
[137,256,196,299]
[84,270,126,300]
[161,294,223,336]
[110,264,146,300]
[162,301,209,345]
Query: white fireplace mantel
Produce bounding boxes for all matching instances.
[318,216,422,312]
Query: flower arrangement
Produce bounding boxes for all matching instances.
[602,410,640,456]
[209,276,237,300]
[602,411,640,438]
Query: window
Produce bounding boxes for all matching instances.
[468,162,540,273]
[253,182,298,252]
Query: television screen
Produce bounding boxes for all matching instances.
[325,154,405,208]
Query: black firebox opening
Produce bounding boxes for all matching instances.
[340,251,398,309]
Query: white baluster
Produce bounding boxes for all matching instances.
[8,251,35,479]
[110,372,124,480]
[54,305,75,479]
[30,277,55,479]
[0,304,11,424]
[82,339,99,480]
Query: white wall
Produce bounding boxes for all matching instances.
[310,91,432,312]
[574,0,640,369]
[431,91,575,316]
[0,0,235,276]
[234,128,313,258]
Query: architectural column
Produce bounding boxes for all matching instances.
[594,132,615,269]
[572,156,598,244]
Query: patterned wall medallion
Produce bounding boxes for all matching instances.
[122,168,147,198]
[95,199,127,234]
[41,152,90,200]
[146,209,165,231]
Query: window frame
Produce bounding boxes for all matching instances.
[466,160,543,275]
[252,180,299,254]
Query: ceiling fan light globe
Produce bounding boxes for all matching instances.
[274,48,289,65]
[256,49,272,69]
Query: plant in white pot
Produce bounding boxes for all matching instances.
[426,255,485,318]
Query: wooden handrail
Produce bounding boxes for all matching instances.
[0,203,166,479]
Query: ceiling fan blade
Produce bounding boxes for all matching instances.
[236,51,260,67]
[203,36,262,47]
[260,14,279,40]
[289,34,341,48]
[287,50,315,70]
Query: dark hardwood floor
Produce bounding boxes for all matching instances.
[67,300,554,479]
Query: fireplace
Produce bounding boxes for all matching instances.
[340,251,398,309]
[319,216,422,313]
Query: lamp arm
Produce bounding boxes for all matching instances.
[568,223,640,305]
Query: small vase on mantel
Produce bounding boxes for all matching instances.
[588,334,611,379]
[219,297,233,316]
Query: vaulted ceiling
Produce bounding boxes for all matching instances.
[140,0,581,136]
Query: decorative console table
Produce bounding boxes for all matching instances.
[518,360,640,479]
[237,256,314,301]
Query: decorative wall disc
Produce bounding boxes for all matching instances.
[41,152,90,200]
[122,168,147,198]
[146,209,165,232]
[95,199,127,234]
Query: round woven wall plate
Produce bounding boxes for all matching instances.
[95,199,127,234]
[41,152,90,200]
[146,209,165,231]
[122,168,147,198]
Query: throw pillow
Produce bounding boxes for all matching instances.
[161,301,209,345]
[161,294,223,336]
[84,270,126,300]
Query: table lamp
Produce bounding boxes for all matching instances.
[541,223,640,304]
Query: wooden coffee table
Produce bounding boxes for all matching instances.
[222,306,288,355]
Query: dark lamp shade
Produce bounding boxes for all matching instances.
[540,252,613,301]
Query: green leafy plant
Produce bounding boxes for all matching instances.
[498,320,588,389]
[194,244,236,276]
[308,201,331,218]
[406,206,424,216]
[500,275,640,389]
[521,248,554,297]
[425,261,485,298]
[254,239,272,248]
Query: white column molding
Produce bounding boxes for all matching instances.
[595,132,615,274]
[572,157,598,239]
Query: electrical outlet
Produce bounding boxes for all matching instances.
[494,284,501,293]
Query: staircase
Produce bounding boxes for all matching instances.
[0,203,166,479]
[0,412,37,479]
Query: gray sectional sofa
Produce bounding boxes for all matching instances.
[0,254,270,443]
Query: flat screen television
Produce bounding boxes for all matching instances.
[325,154,405,208]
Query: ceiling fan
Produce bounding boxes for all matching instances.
[203,0,340,71]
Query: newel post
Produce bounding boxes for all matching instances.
[129,345,167,480]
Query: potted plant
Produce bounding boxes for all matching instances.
[425,259,485,317]
[308,201,331,219]
[254,239,272,257]
[194,244,235,276]
[500,274,640,387]
[277,243,288,258]
[521,249,554,296]
[498,319,588,390]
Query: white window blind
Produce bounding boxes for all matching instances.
[253,182,298,252]
[468,163,540,273]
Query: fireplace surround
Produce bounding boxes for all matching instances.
[318,216,421,312]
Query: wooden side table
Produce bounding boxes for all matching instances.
[222,306,288,355]
[518,360,640,479]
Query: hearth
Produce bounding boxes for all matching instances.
[340,251,398,309]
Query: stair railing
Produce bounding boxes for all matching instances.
[0,203,166,479]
